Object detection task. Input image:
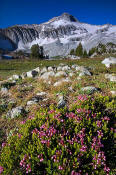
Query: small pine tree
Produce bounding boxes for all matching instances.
[70,49,75,55]
[88,47,96,56]
[39,46,44,58]
[83,50,88,58]
[75,43,83,57]
[16,50,24,58]
[30,44,44,59]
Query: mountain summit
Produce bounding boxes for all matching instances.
[0,13,116,57]
[57,13,78,22]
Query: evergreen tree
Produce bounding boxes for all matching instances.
[70,49,75,55]
[16,50,24,58]
[30,44,44,59]
[83,50,88,58]
[39,46,44,58]
[75,43,83,57]
[88,47,96,56]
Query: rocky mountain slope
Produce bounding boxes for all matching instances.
[0,13,116,57]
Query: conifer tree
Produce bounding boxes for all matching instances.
[30,44,44,59]
[70,49,75,55]
[75,43,83,57]
[83,50,88,58]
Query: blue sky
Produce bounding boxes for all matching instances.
[0,0,116,28]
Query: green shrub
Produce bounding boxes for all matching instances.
[75,43,83,57]
[0,95,115,174]
[70,49,75,55]
[30,44,44,59]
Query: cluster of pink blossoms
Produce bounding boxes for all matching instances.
[78,95,88,101]
[20,155,31,174]
[0,166,4,174]
[38,154,44,162]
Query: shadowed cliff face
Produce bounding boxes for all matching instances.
[0,13,116,56]
[0,32,17,51]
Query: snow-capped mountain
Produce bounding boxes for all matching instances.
[0,13,116,57]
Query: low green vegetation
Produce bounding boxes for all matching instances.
[0,95,115,174]
[0,56,116,174]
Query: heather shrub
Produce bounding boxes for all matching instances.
[0,95,115,175]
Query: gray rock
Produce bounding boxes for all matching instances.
[27,100,37,106]
[1,87,8,94]
[59,63,66,66]
[110,91,116,95]
[69,72,74,77]
[43,98,49,102]
[62,65,70,71]
[26,70,38,78]
[48,67,54,71]
[55,71,67,77]
[81,86,99,94]
[79,70,91,77]
[41,67,47,74]
[102,57,116,68]
[77,77,81,80]
[36,92,47,96]
[57,66,63,71]
[72,64,78,69]
[12,74,22,80]
[57,95,66,109]
[105,74,116,82]
[105,74,112,79]
[6,106,25,119]
[68,86,73,91]
[41,71,55,79]
[67,55,80,59]
[54,78,70,86]
[90,52,97,58]
[21,72,27,79]
[33,67,40,73]
[110,75,116,82]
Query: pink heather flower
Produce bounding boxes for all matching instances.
[31,128,39,134]
[71,170,81,175]
[104,166,110,172]
[78,95,88,101]
[20,120,26,124]
[48,110,55,114]
[80,145,87,152]
[110,128,113,132]
[2,142,6,148]
[104,116,110,121]
[58,166,63,170]
[40,124,47,130]
[18,133,22,138]
[26,163,31,174]
[40,158,44,162]
[28,116,34,120]
[96,120,102,127]
[38,154,44,162]
[97,130,103,137]
[0,166,4,174]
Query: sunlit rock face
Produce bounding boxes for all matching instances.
[0,13,116,56]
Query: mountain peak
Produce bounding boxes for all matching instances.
[48,13,79,24]
[60,13,78,22]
